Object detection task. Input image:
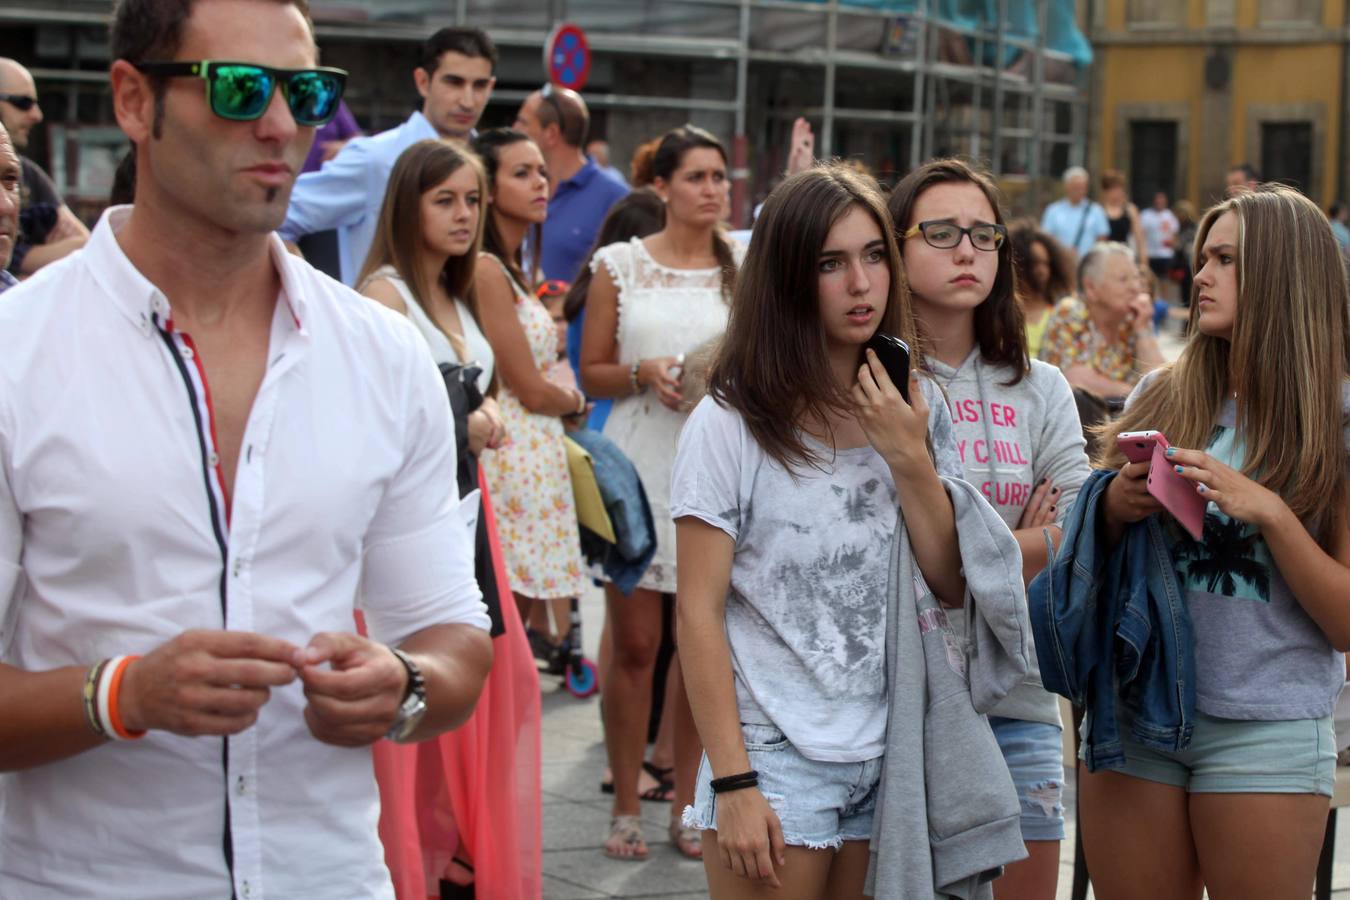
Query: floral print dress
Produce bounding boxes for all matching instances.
[477,253,585,599]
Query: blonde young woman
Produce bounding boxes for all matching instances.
[1084,185,1350,899]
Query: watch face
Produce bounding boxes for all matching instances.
[389,693,428,743]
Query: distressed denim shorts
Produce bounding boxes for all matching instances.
[1102,710,1335,796]
[989,716,1066,842]
[682,723,882,850]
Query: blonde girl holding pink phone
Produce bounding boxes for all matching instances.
[1089,184,1350,899]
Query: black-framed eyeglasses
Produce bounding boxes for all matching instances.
[0,94,37,112]
[133,60,347,127]
[903,220,1007,252]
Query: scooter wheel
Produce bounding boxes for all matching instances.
[564,657,599,698]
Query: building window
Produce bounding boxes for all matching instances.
[1127,0,1184,26]
[1129,120,1178,206]
[1261,122,1313,193]
[1259,0,1322,24]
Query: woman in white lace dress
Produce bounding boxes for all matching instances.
[580,125,743,862]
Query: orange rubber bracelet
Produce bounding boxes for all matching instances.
[107,655,146,740]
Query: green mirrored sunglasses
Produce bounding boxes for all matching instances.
[134,60,347,127]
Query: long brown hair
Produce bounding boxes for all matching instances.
[1010,221,1073,307]
[887,157,1029,385]
[707,164,920,473]
[650,125,738,302]
[1099,185,1350,546]
[471,127,540,293]
[357,139,487,358]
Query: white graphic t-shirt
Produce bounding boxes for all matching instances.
[669,378,962,762]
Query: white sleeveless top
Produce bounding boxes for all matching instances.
[368,264,494,395]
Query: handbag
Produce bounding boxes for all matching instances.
[438,362,484,496]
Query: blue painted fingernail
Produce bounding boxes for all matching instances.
[1197,484,1207,493]
[1165,447,1175,457]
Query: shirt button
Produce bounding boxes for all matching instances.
[180,345,194,360]
[242,881,251,897]
[232,559,243,578]
[208,452,220,467]
[236,775,247,796]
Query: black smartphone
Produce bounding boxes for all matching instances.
[863,332,911,402]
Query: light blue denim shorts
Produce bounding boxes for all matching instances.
[682,723,882,850]
[990,716,1066,842]
[1092,710,1336,796]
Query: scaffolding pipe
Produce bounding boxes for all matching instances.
[731,0,751,227]
[1029,0,1048,211]
[991,0,1006,174]
[907,0,928,170]
[822,0,838,158]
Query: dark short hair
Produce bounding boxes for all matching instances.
[1231,162,1260,182]
[111,0,312,65]
[111,0,313,138]
[420,27,498,75]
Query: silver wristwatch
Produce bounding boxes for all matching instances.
[385,647,428,743]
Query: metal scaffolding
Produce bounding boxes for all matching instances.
[1,0,1088,221]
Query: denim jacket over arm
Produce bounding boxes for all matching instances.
[1027,469,1195,772]
[566,427,656,595]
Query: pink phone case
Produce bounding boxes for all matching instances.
[1117,430,1167,465]
[1147,442,1207,541]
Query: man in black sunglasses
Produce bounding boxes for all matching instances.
[0,1,492,898]
[0,58,89,277]
[280,27,498,286]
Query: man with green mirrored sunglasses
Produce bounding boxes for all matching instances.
[0,1,493,898]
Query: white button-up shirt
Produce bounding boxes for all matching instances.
[278,110,438,286]
[0,207,488,899]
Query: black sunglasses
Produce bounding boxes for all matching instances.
[0,94,37,112]
[134,60,347,127]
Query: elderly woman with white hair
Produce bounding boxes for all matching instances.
[1039,241,1166,400]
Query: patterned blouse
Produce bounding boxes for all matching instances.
[1038,296,1140,385]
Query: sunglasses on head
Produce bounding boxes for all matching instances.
[0,94,37,112]
[133,60,347,127]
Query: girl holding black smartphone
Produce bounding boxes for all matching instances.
[1086,185,1350,899]
[887,158,1091,900]
[671,164,968,896]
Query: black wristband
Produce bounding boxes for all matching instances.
[710,770,759,794]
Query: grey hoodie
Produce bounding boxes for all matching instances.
[866,476,1031,899]
[926,351,1090,726]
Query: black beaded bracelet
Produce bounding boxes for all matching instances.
[710,770,759,794]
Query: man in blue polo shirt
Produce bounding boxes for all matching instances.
[1040,165,1109,265]
[514,85,629,283]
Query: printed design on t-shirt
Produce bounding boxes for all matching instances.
[760,475,893,693]
[1172,515,1272,602]
[1170,425,1272,602]
[949,396,1032,509]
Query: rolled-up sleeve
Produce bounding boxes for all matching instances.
[359,340,488,645]
[278,138,373,243]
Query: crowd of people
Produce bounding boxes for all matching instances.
[1,2,1349,900]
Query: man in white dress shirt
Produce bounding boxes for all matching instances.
[0,1,492,897]
[279,25,497,285]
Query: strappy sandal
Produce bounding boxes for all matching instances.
[668,817,703,860]
[599,761,675,802]
[603,814,650,861]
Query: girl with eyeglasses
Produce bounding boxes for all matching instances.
[888,158,1091,900]
[1083,185,1350,900]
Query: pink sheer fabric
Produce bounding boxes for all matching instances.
[372,471,543,899]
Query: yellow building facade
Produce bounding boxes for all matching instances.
[1090,0,1345,209]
